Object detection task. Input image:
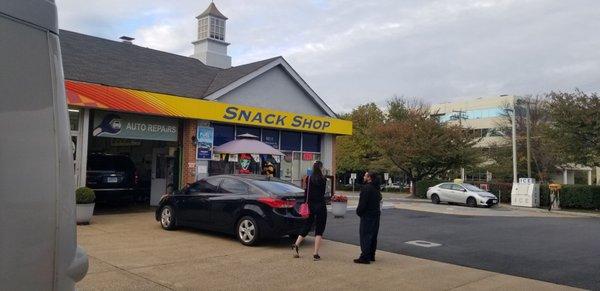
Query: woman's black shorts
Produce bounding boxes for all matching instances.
[300,203,327,237]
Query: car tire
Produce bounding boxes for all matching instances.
[467,197,477,208]
[236,216,260,246]
[159,205,176,230]
[431,194,440,204]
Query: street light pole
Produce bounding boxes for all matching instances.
[510,106,518,183]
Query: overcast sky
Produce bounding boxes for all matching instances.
[56,0,600,113]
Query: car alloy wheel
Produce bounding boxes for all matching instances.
[431,194,440,204]
[160,206,175,230]
[237,216,259,246]
[467,197,477,208]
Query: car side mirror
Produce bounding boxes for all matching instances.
[462,189,467,192]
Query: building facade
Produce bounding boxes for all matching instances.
[63,3,352,205]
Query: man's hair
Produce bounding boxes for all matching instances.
[366,171,381,187]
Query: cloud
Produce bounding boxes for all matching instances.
[56,0,600,113]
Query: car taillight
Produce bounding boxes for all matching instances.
[258,197,296,208]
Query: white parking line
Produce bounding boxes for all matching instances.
[405,240,442,248]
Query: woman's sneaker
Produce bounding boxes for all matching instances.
[292,244,300,258]
[313,254,321,261]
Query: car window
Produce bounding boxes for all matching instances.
[220,178,248,194]
[252,180,304,195]
[462,184,484,192]
[187,178,221,194]
[439,183,453,190]
[450,184,465,191]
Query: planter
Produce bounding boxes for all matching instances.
[331,201,348,218]
[76,203,95,225]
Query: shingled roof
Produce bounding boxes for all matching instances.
[59,29,278,99]
[197,2,228,20]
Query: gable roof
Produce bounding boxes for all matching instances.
[59,29,336,117]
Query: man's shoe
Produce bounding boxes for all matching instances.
[370,258,375,262]
[353,258,370,264]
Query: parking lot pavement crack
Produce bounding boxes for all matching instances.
[91,254,175,290]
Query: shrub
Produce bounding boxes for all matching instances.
[415,179,445,199]
[76,187,95,204]
[559,185,600,210]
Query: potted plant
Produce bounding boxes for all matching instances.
[331,194,348,218]
[76,187,95,225]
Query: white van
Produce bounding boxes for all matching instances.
[0,1,88,289]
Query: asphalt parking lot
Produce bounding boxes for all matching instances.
[326,208,600,290]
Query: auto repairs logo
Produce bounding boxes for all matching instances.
[92,114,122,137]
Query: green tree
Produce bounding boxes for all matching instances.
[335,103,386,174]
[545,91,600,167]
[375,97,480,194]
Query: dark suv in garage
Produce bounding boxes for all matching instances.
[86,153,139,202]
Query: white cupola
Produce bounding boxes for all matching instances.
[191,2,231,68]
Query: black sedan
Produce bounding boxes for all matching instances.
[156,175,308,245]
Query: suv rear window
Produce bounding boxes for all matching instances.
[88,155,134,171]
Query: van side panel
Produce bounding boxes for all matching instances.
[0,3,87,290]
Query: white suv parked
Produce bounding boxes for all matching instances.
[426,183,498,207]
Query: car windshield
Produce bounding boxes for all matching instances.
[462,184,485,192]
[252,180,304,195]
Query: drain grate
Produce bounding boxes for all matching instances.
[405,240,442,248]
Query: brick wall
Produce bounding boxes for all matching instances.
[182,119,197,185]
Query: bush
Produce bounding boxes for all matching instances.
[76,187,95,204]
[560,185,600,210]
[415,179,445,198]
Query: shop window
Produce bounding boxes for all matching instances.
[236,126,261,139]
[69,109,79,131]
[262,129,279,149]
[302,133,321,152]
[213,124,235,146]
[280,131,301,151]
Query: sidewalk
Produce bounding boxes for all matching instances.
[340,191,600,218]
[76,212,580,290]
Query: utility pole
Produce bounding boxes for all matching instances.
[452,109,467,180]
[451,110,467,126]
[526,100,532,178]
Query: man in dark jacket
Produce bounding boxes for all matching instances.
[354,172,382,264]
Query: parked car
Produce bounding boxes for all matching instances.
[86,153,139,201]
[156,175,308,245]
[426,182,498,207]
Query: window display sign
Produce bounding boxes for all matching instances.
[302,152,314,161]
[262,129,279,149]
[196,126,214,160]
[92,111,177,141]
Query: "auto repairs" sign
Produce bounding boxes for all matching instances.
[92,111,178,141]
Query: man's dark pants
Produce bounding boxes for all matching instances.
[359,213,380,261]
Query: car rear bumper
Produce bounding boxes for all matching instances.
[262,213,307,238]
